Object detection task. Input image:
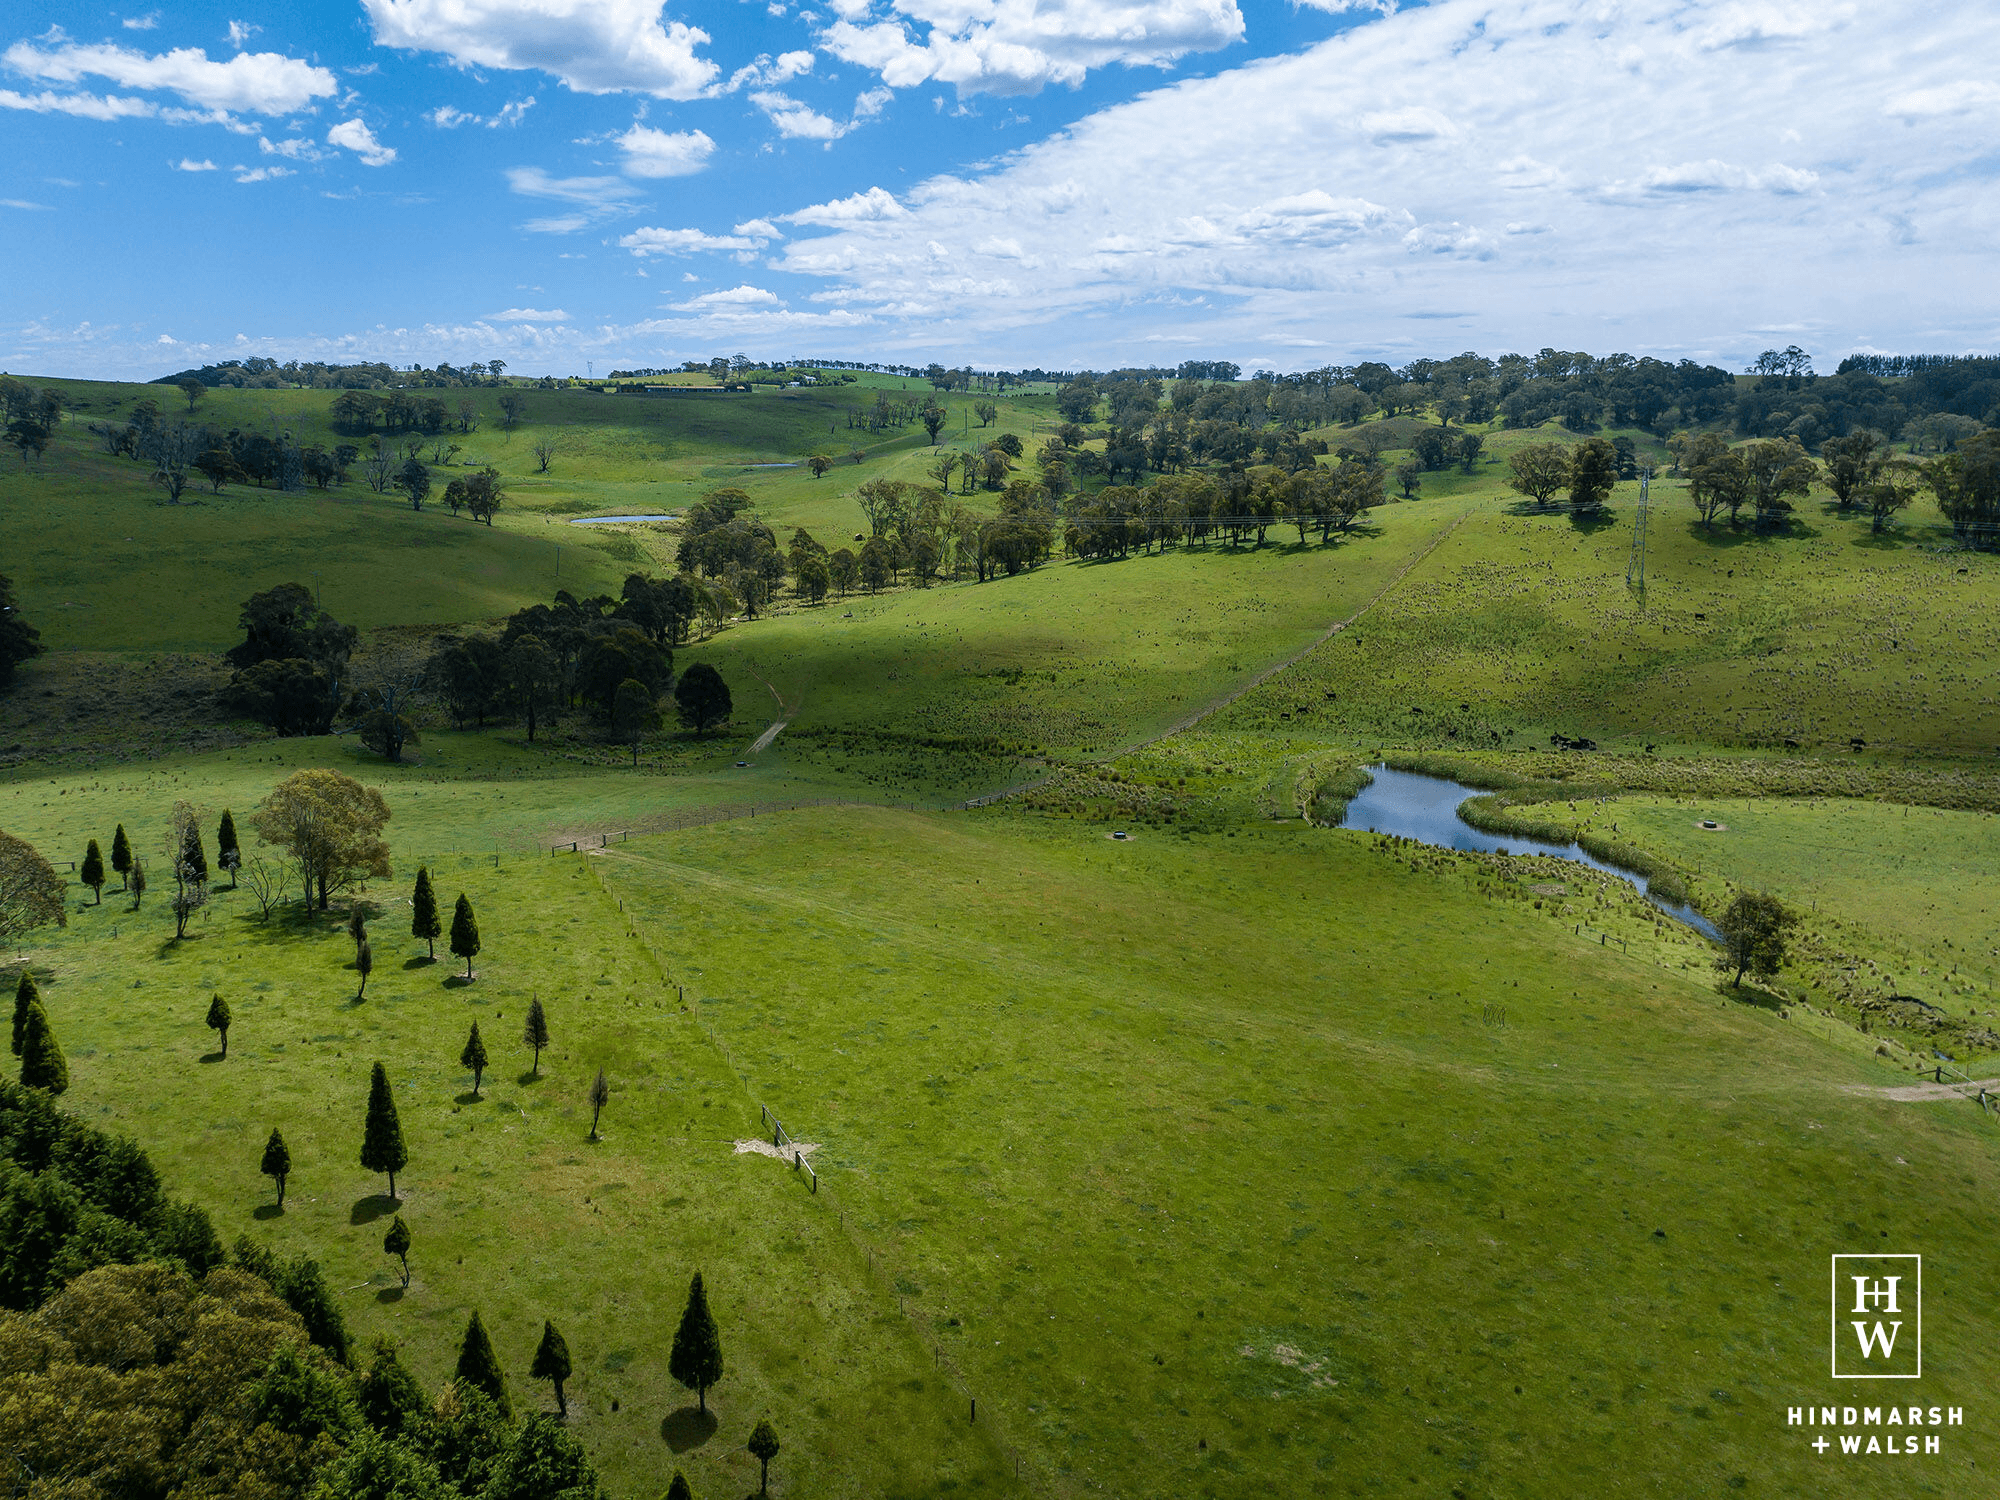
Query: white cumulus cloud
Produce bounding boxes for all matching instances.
[784,185,905,224]
[174,157,217,171]
[616,123,714,176]
[673,284,781,310]
[0,88,156,120]
[822,0,1244,96]
[328,119,397,166]
[363,0,718,99]
[619,225,767,255]
[488,307,569,320]
[3,40,337,114]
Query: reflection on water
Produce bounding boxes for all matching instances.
[1339,764,1719,940]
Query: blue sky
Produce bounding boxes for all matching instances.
[3,0,1997,379]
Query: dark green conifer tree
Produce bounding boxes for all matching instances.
[412,867,442,959]
[455,1310,511,1419]
[110,824,132,889]
[179,820,208,884]
[384,1214,412,1287]
[12,968,38,1056]
[668,1271,723,1413]
[461,1022,488,1096]
[522,997,550,1077]
[357,1337,428,1436]
[261,1127,291,1207]
[356,938,374,998]
[80,840,105,904]
[665,1474,692,1500]
[361,1061,409,1199]
[217,809,241,887]
[206,992,232,1057]
[531,1320,572,1417]
[450,894,481,979]
[277,1254,351,1363]
[19,1000,67,1094]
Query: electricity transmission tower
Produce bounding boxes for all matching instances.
[1625,468,1652,595]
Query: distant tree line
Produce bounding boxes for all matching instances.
[154,357,511,391]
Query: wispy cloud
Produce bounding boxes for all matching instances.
[362,0,718,99]
[3,39,337,114]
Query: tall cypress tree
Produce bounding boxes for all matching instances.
[411,867,442,960]
[110,824,132,889]
[746,1419,780,1497]
[278,1254,351,1363]
[358,1337,428,1436]
[19,1000,67,1094]
[80,840,105,905]
[588,1069,609,1140]
[461,1022,488,1096]
[262,1127,292,1207]
[356,938,374,999]
[206,992,232,1057]
[216,810,241,887]
[530,1320,572,1418]
[450,894,481,980]
[12,968,38,1056]
[179,820,209,885]
[348,902,369,957]
[361,1061,409,1199]
[455,1310,511,1419]
[668,1272,724,1413]
[522,997,550,1077]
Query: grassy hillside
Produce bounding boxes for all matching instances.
[15,770,1998,1497]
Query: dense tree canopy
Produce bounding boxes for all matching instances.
[250,770,391,911]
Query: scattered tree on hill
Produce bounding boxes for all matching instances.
[450,894,480,980]
[168,801,211,942]
[0,829,66,947]
[1394,461,1422,499]
[412,867,441,959]
[356,937,374,998]
[794,553,829,603]
[1506,442,1573,508]
[261,1127,292,1207]
[349,684,422,762]
[0,575,45,689]
[674,662,732,735]
[522,997,550,1076]
[456,1310,512,1419]
[217,810,241,887]
[587,1069,609,1140]
[19,999,67,1093]
[828,548,858,597]
[610,678,659,767]
[461,1023,489,1096]
[806,452,833,478]
[1820,431,1883,509]
[178,377,205,412]
[348,900,369,956]
[81,839,104,905]
[921,404,947,445]
[747,1419,780,1496]
[531,1320,572,1417]
[669,1271,723,1413]
[251,769,392,911]
[532,435,557,474]
[361,1061,409,1199]
[394,457,431,510]
[130,858,146,910]
[244,855,284,921]
[1567,437,1619,514]
[111,823,132,889]
[206,993,232,1058]
[12,968,39,1055]
[498,393,526,432]
[1740,437,1816,529]
[384,1214,412,1287]
[1865,457,1921,534]
[1716,890,1792,988]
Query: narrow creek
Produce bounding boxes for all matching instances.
[1338,764,1720,940]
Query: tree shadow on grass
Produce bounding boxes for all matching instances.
[200,1051,226,1064]
[377,1286,406,1305]
[443,973,478,989]
[660,1407,717,1453]
[403,955,438,971]
[1851,529,1907,551]
[456,1090,485,1106]
[252,1203,285,1221]
[1567,507,1620,535]
[350,1194,399,1226]
[516,1070,544,1087]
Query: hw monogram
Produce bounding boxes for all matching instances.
[1831,1255,1921,1379]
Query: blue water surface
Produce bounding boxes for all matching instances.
[1339,764,1719,939]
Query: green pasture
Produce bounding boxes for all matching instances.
[583,804,1999,1497]
[1219,488,2000,757]
[1516,792,2000,1025]
[17,840,1013,1500]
